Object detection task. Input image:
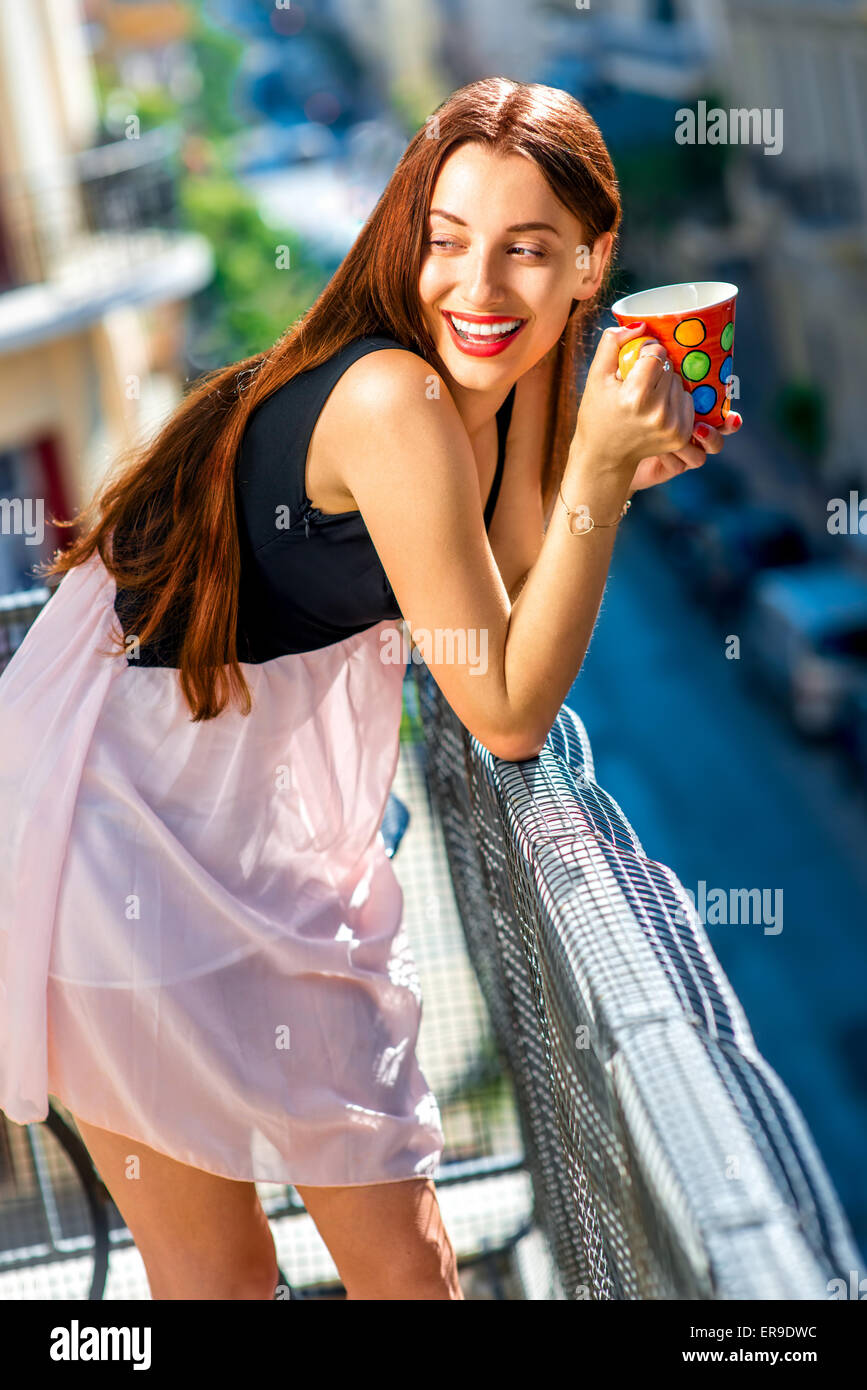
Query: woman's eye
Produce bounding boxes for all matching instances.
[428,239,546,259]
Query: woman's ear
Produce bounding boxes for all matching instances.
[574,230,614,302]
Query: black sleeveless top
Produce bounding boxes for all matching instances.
[114,335,516,666]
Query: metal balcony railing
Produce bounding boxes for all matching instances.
[0,586,53,669]
[411,657,863,1298]
[0,126,184,294]
[0,127,212,349]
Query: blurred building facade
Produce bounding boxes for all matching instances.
[535,0,866,502]
[720,0,867,494]
[0,0,212,595]
[435,0,546,85]
[329,0,446,119]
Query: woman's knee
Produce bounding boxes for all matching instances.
[147,1247,280,1301]
[297,1176,463,1300]
[68,1113,279,1300]
[133,1196,279,1300]
[136,1212,279,1300]
[344,1237,463,1300]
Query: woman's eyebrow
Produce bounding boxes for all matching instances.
[428,208,563,238]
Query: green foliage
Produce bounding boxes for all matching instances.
[184,3,245,137]
[87,2,334,369]
[131,86,181,131]
[89,59,177,136]
[772,381,827,460]
[399,671,424,743]
[179,174,329,365]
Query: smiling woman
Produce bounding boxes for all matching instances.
[428,209,563,357]
[416,136,616,469]
[0,75,731,1302]
[409,135,616,594]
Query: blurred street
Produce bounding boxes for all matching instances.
[570,503,867,1253]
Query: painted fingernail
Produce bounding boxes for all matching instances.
[729,412,743,427]
[694,423,710,439]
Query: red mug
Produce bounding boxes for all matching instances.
[611,281,738,429]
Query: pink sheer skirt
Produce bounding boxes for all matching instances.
[0,552,444,1185]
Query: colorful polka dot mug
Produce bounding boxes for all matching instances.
[611,281,738,429]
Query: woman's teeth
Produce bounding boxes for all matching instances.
[447,314,522,341]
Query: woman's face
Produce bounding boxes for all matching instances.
[418,141,611,396]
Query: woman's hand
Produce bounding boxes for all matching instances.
[627,410,744,495]
[571,323,696,478]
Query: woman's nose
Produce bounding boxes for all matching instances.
[460,248,505,307]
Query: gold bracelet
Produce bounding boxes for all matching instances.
[558,482,632,535]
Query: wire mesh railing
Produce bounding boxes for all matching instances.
[411,656,864,1299]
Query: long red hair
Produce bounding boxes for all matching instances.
[39,77,622,721]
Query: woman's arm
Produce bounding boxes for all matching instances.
[499,352,743,597]
[335,330,693,761]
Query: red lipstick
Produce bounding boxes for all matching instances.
[441,309,527,358]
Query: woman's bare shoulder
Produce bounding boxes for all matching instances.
[329,343,449,418]
[308,345,466,509]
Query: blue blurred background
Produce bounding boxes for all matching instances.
[0,0,864,1255]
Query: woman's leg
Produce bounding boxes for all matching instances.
[69,1115,279,1300]
[295,1177,463,1300]
[69,1114,461,1301]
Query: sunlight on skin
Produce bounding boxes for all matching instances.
[417,142,612,442]
[416,141,743,475]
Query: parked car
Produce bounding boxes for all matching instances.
[641,459,746,535]
[742,563,867,738]
[674,503,813,614]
